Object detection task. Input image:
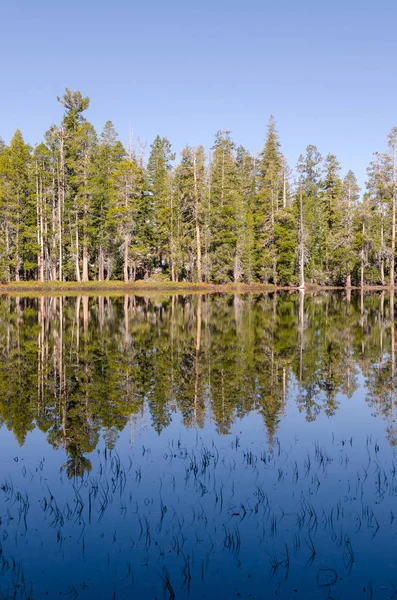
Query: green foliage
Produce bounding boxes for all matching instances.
[147,135,174,271]
[255,116,284,283]
[1,91,397,286]
[208,131,239,282]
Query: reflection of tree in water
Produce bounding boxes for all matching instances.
[0,291,396,465]
[366,291,397,446]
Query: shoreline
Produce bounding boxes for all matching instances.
[0,281,394,296]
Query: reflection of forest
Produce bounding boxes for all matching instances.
[0,292,395,476]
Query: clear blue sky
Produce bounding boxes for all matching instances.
[1,0,396,189]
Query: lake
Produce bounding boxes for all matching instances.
[0,291,396,599]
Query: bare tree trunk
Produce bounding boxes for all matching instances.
[82,245,89,282]
[170,176,175,282]
[345,181,352,288]
[193,151,202,282]
[381,255,385,286]
[36,165,40,280]
[82,156,89,282]
[298,186,305,289]
[360,257,364,287]
[346,273,351,288]
[39,174,44,281]
[381,200,385,286]
[361,218,365,289]
[15,221,20,281]
[5,222,10,282]
[58,133,65,281]
[51,176,57,281]
[75,212,81,282]
[98,246,105,281]
[124,237,129,283]
[233,252,242,283]
[36,163,44,282]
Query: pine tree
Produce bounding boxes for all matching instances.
[90,121,125,280]
[57,88,91,281]
[0,142,10,281]
[33,142,54,281]
[174,145,207,281]
[73,121,97,281]
[321,154,343,282]
[147,136,175,277]
[208,131,239,282]
[235,146,256,283]
[366,153,390,285]
[296,145,323,282]
[274,205,299,286]
[0,130,33,280]
[330,170,360,286]
[256,116,283,283]
[109,160,145,282]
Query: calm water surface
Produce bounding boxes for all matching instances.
[0,292,396,599]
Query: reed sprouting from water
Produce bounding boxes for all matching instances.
[0,430,397,598]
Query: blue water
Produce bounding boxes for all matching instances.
[0,292,396,599]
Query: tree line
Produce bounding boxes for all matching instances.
[1,88,397,286]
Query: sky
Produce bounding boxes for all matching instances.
[1,0,396,189]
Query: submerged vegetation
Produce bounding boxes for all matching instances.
[0,291,396,598]
[0,407,397,598]
[1,89,397,287]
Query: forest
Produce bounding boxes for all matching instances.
[1,89,397,287]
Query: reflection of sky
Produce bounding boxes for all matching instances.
[0,367,387,480]
[1,365,395,598]
[0,370,383,457]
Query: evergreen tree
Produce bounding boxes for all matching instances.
[274,205,299,285]
[33,142,54,281]
[321,153,343,281]
[330,170,360,286]
[256,116,283,283]
[208,131,239,282]
[0,130,33,281]
[366,153,390,285]
[109,160,145,281]
[296,145,324,282]
[91,121,125,280]
[6,89,397,288]
[57,88,91,281]
[174,145,207,281]
[147,136,175,275]
[235,146,256,283]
